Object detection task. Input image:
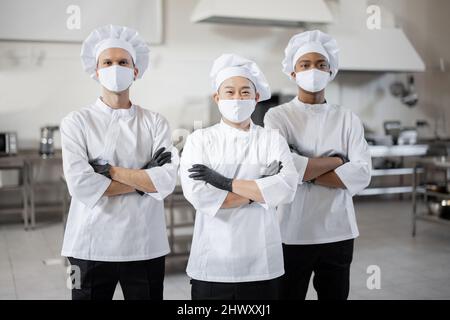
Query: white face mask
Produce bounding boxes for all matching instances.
[98,65,135,93]
[218,99,256,123]
[295,69,330,93]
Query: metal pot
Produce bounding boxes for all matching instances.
[428,199,450,220]
[39,126,59,156]
[440,200,450,220]
[425,184,447,194]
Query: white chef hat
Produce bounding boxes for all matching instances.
[210,53,271,101]
[81,24,150,80]
[282,30,339,81]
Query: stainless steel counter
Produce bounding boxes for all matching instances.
[0,150,63,229]
[359,145,429,196]
[369,144,429,157]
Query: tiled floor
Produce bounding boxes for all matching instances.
[0,199,449,300]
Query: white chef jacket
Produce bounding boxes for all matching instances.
[180,120,299,283]
[264,98,371,245]
[60,97,179,262]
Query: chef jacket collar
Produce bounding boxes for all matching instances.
[292,97,329,113]
[93,97,136,118]
[219,118,256,136]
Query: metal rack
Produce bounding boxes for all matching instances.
[25,150,64,229]
[164,185,195,257]
[359,145,428,196]
[412,157,450,236]
[0,150,64,230]
[0,156,29,229]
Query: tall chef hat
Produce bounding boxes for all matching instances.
[210,53,271,101]
[81,24,150,80]
[282,30,339,81]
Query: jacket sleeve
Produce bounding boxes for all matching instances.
[179,132,228,217]
[334,112,372,196]
[60,116,111,209]
[264,109,308,185]
[144,115,180,200]
[254,131,299,209]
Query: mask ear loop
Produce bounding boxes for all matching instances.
[130,57,138,81]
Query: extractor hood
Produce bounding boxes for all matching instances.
[190,0,425,73]
[332,28,426,72]
[191,0,333,27]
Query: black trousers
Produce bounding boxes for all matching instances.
[191,277,281,300]
[68,255,165,300]
[281,239,354,300]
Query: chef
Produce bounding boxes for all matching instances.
[61,25,179,300]
[264,30,372,300]
[180,53,299,300]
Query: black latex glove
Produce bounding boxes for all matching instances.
[143,147,172,169]
[136,147,172,196]
[330,153,349,165]
[89,160,111,179]
[289,144,302,156]
[188,164,233,192]
[261,161,283,178]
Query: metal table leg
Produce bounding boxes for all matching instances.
[22,184,29,230]
[27,161,36,230]
[412,165,417,237]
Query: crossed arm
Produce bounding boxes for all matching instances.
[220,156,347,208]
[194,156,345,209]
[221,161,347,209]
[221,180,263,209]
[303,157,346,189]
[99,147,173,197]
[103,167,157,197]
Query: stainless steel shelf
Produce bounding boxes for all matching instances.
[371,168,423,177]
[0,185,25,192]
[362,145,429,196]
[0,206,26,215]
[359,186,413,196]
[369,145,429,158]
[412,158,450,236]
[416,187,450,199]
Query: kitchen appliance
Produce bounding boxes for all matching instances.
[389,75,419,107]
[383,121,418,145]
[365,134,394,146]
[191,1,425,73]
[398,128,418,145]
[0,132,18,156]
[383,121,402,144]
[39,126,59,156]
[190,0,333,27]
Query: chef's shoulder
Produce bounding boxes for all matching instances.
[184,123,220,148]
[136,105,171,130]
[332,105,364,126]
[255,123,288,148]
[60,105,93,132]
[264,101,296,126]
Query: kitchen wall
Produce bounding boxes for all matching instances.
[0,0,449,150]
[379,0,450,138]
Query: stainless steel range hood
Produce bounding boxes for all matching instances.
[190,0,425,72]
[333,29,426,72]
[190,0,333,27]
